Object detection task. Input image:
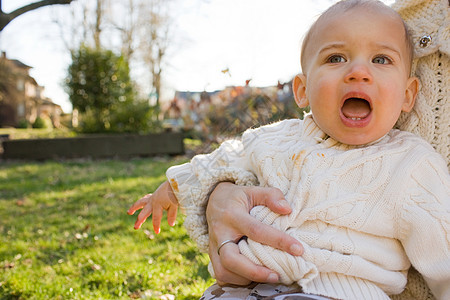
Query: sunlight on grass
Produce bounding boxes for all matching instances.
[0,157,214,299]
[0,128,77,140]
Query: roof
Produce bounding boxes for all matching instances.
[10,59,32,69]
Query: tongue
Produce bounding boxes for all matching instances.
[342,98,371,119]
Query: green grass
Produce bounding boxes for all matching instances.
[0,157,214,299]
[0,128,78,140]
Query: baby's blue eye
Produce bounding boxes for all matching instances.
[373,56,391,64]
[327,55,346,63]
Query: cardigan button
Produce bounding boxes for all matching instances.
[419,35,432,47]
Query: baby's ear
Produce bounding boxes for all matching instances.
[292,74,309,108]
[402,76,419,112]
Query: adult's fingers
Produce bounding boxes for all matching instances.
[245,186,292,215]
[211,241,280,285]
[206,182,301,284]
[127,194,152,215]
[210,242,252,286]
[231,210,303,256]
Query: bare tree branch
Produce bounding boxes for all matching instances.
[93,0,102,49]
[0,0,75,31]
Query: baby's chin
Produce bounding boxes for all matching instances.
[312,115,391,146]
[332,133,386,146]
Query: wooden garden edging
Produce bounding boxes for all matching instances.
[1,132,184,160]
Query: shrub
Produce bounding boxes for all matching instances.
[66,46,158,134]
[17,119,30,128]
[32,117,52,129]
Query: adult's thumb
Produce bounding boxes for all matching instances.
[245,186,291,214]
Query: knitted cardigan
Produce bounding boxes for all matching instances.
[167,115,450,300]
[391,1,450,299]
[393,0,449,169]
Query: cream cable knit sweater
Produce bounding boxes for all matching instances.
[167,115,450,300]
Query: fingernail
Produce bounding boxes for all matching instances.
[267,273,279,283]
[278,200,290,208]
[290,244,303,255]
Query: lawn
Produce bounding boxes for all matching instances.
[0,157,215,299]
[0,128,77,140]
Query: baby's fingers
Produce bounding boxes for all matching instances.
[134,202,153,230]
[127,194,152,215]
[152,204,164,234]
[167,204,178,227]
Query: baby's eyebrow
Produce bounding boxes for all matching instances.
[373,43,401,57]
[318,43,346,55]
[318,42,402,58]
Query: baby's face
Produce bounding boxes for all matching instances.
[297,6,417,145]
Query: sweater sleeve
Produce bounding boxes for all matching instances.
[166,138,258,253]
[397,153,450,300]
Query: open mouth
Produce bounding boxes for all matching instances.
[341,97,372,121]
[339,95,372,127]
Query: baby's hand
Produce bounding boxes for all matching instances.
[127,181,178,234]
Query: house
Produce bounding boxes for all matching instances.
[0,52,62,128]
[165,80,298,141]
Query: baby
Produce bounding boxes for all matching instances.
[128,1,450,299]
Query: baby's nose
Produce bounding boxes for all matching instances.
[344,62,372,83]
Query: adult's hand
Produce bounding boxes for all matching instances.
[206,182,303,286]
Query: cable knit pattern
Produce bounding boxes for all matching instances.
[234,116,450,300]
[393,0,449,169]
[168,115,450,300]
[166,139,258,253]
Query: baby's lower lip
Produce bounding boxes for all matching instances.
[340,111,372,127]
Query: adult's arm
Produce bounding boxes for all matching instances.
[206,182,304,286]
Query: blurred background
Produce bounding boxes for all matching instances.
[0,0,393,140]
